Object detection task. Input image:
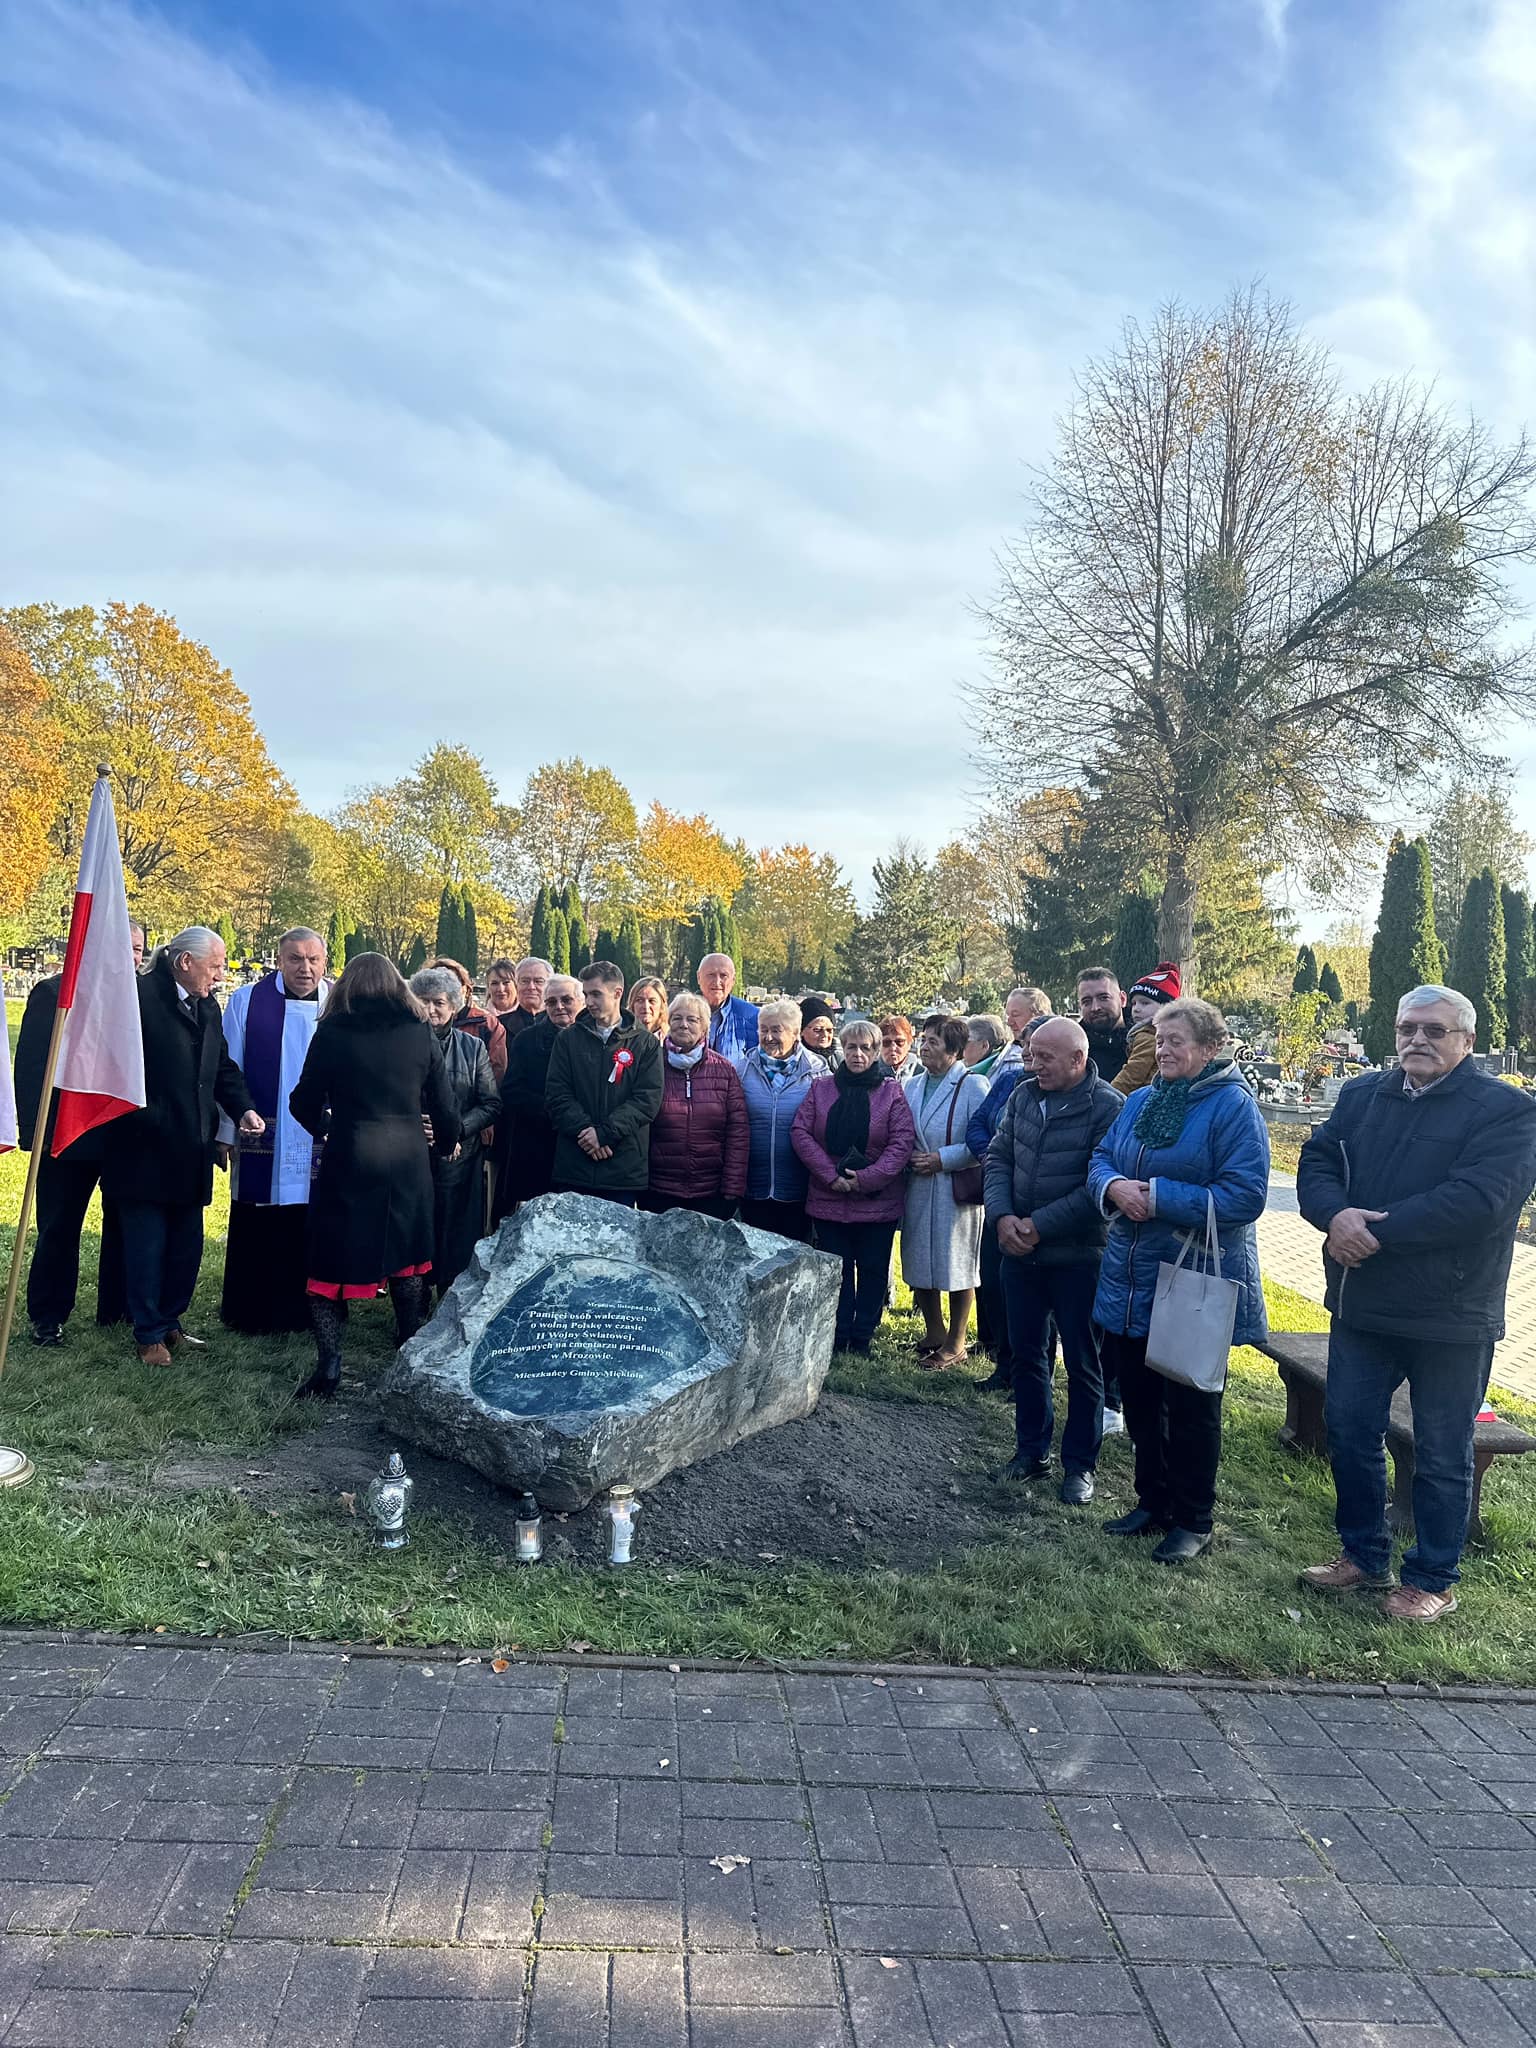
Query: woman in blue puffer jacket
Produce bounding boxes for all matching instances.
[1087,995,1270,1565]
[734,998,827,1241]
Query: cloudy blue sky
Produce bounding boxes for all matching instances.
[4,0,1534,902]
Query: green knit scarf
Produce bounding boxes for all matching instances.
[1133,1075,1195,1149]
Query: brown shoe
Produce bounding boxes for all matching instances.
[1300,1555,1394,1594]
[165,1328,207,1352]
[135,1342,173,1367]
[1383,1585,1458,1624]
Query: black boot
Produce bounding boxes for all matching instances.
[1103,1506,1162,1536]
[297,1355,343,1401]
[300,1297,347,1399]
[389,1275,429,1347]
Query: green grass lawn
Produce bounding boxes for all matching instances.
[2,1130,1535,1682]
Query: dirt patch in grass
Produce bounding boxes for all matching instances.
[68,1383,1020,1575]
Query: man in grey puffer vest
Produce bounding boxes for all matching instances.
[985,1018,1124,1503]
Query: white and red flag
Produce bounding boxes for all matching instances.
[0,1021,16,1152]
[50,774,146,1155]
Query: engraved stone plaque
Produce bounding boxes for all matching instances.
[379,1192,841,1507]
[470,1255,711,1417]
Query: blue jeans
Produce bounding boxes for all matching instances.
[1001,1258,1103,1473]
[1326,1323,1494,1593]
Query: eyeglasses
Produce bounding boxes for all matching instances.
[1395,1021,1458,1041]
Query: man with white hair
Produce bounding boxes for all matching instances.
[216,927,332,1333]
[1297,983,1536,1622]
[501,957,553,1043]
[101,926,264,1366]
[992,986,1054,1076]
[697,952,759,1063]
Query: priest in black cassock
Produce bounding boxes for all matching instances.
[217,928,331,1333]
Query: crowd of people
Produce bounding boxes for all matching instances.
[11,927,1536,1622]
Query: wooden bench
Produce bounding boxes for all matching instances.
[1262,1331,1536,1544]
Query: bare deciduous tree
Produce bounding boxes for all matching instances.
[979,287,1536,987]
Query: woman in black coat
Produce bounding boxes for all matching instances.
[288,953,460,1399]
[409,967,502,1294]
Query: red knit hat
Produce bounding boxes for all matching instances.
[1129,963,1181,1005]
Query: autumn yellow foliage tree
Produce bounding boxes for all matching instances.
[735,844,857,988]
[506,759,638,900]
[0,624,66,919]
[89,605,297,931]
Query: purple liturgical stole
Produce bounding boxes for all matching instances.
[235,972,320,1204]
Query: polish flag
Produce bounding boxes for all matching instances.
[0,1022,16,1152]
[50,775,146,1156]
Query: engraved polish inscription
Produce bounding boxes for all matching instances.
[468,1254,711,1417]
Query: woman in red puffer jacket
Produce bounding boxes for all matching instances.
[642,991,750,1219]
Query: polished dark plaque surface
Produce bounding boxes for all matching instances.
[468,1254,712,1417]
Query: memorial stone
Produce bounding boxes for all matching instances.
[378,1193,842,1509]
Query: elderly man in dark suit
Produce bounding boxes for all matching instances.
[101,927,264,1366]
[1297,983,1536,1623]
[16,921,145,1345]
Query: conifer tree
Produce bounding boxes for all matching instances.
[215,913,239,963]
[1110,891,1159,992]
[815,952,830,992]
[546,906,570,974]
[617,908,644,988]
[566,897,590,974]
[459,887,479,976]
[404,933,428,976]
[529,885,552,961]
[1292,944,1318,994]
[1450,868,1506,1051]
[1501,883,1532,1056]
[435,885,460,962]
[1364,835,1444,1062]
[593,926,619,968]
[326,907,351,966]
[1318,961,1344,1006]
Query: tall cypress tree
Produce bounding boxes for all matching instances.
[617,908,644,988]
[1318,961,1343,1005]
[215,913,239,962]
[1365,834,1444,1063]
[435,885,460,962]
[459,887,479,977]
[1501,883,1532,1055]
[546,906,570,975]
[403,933,428,975]
[566,897,590,974]
[722,904,744,980]
[529,885,552,961]
[326,907,351,966]
[1292,944,1319,994]
[1450,868,1506,1051]
[1110,891,1159,992]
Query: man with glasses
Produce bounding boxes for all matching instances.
[1296,984,1536,1622]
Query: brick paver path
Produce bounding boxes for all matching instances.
[2,1641,1534,2044]
[1259,1175,1536,1405]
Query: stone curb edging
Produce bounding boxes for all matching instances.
[1,1623,1532,1706]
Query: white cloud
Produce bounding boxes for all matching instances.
[1,0,1118,888]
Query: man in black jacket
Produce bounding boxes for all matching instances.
[1297,983,1536,1622]
[493,974,581,1219]
[15,922,144,1344]
[100,929,264,1366]
[985,1018,1124,1503]
[545,961,663,1204]
[1075,965,1128,1080]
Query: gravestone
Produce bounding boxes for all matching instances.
[377,1193,842,1509]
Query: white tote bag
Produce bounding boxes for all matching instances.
[1144,1193,1239,1395]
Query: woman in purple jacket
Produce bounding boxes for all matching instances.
[792,1018,917,1352]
